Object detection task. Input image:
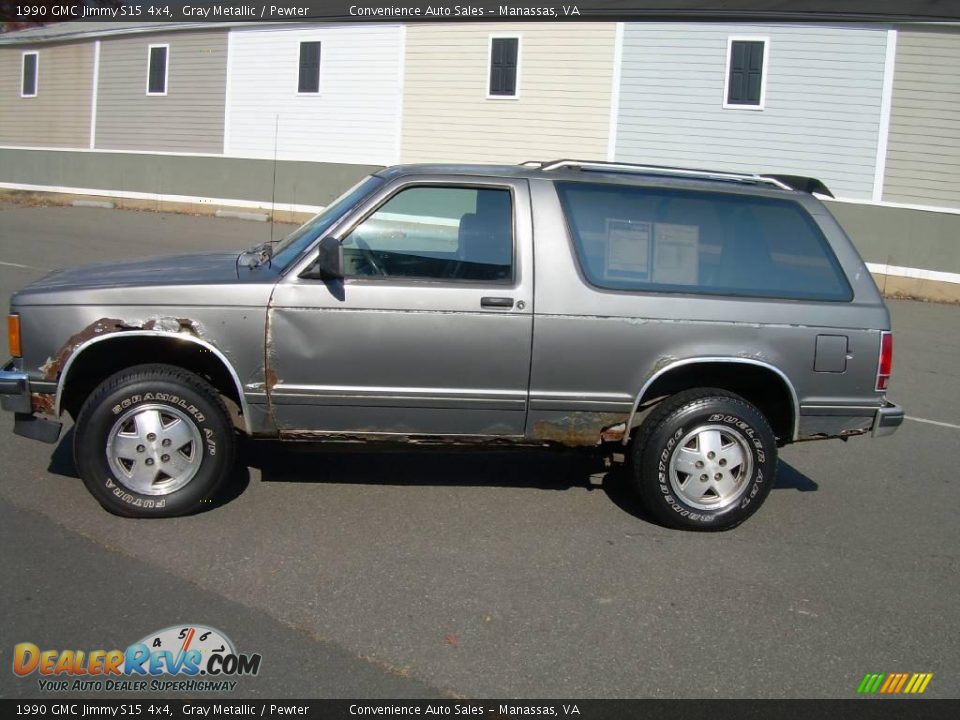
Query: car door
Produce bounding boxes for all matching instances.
[266,175,534,437]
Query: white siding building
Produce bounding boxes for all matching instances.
[225,24,404,166]
[613,23,890,200]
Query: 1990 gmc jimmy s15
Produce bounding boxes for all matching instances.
[0,160,903,529]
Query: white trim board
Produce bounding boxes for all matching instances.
[1,180,958,286]
[0,181,324,215]
[866,263,960,286]
[89,41,100,150]
[606,22,624,162]
[872,28,898,203]
[222,30,234,155]
[393,24,406,164]
[829,195,960,218]
[0,144,228,159]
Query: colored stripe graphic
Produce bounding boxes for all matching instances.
[857,674,885,693]
[905,673,934,694]
[857,672,932,694]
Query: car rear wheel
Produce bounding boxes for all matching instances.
[631,389,777,531]
[74,364,236,517]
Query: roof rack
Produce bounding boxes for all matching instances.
[524,159,833,197]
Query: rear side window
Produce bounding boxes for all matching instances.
[556,182,852,302]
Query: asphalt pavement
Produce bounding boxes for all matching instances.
[0,201,957,699]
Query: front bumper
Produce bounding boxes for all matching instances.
[0,361,62,443]
[872,401,904,438]
[0,363,31,413]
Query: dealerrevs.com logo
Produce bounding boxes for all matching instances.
[13,625,262,693]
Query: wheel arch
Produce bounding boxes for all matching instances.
[625,357,800,444]
[54,331,252,433]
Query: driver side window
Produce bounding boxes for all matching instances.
[342,185,514,282]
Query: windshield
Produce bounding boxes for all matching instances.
[271,175,384,270]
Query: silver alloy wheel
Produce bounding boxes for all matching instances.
[668,423,753,511]
[105,403,203,496]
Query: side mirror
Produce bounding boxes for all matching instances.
[305,236,343,280]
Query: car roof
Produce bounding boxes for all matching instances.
[375,161,831,199]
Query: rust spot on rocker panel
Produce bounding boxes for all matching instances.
[795,427,870,443]
[40,316,201,381]
[600,422,628,443]
[276,414,630,449]
[531,413,629,447]
[278,431,551,448]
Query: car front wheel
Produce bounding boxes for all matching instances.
[74,364,237,517]
[632,389,777,531]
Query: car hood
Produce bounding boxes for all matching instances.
[18,251,246,294]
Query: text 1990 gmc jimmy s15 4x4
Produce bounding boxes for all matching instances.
[0,160,903,529]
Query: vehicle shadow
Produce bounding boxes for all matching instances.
[244,440,818,524]
[243,439,605,491]
[602,458,818,523]
[47,426,79,479]
[46,431,816,521]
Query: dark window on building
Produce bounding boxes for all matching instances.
[342,186,514,283]
[556,182,852,302]
[298,42,321,93]
[726,40,765,106]
[489,38,519,97]
[147,46,168,95]
[21,52,38,97]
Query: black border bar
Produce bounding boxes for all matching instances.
[2,1,960,25]
[2,700,960,720]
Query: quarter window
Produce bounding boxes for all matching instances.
[556,182,852,302]
[147,45,168,95]
[298,41,321,93]
[21,52,38,97]
[725,39,766,108]
[488,37,519,97]
[342,186,514,282]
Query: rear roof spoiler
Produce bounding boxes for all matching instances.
[762,174,834,198]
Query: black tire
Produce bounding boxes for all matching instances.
[74,364,237,518]
[631,388,777,531]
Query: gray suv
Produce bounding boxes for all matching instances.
[0,160,903,529]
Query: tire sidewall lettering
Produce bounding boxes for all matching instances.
[654,407,772,525]
[95,387,222,508]
[112,392,206,424]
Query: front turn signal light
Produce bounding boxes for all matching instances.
[7,314,21,358]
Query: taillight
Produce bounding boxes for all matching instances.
[876,331,893,391]
[7,314,20,358]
